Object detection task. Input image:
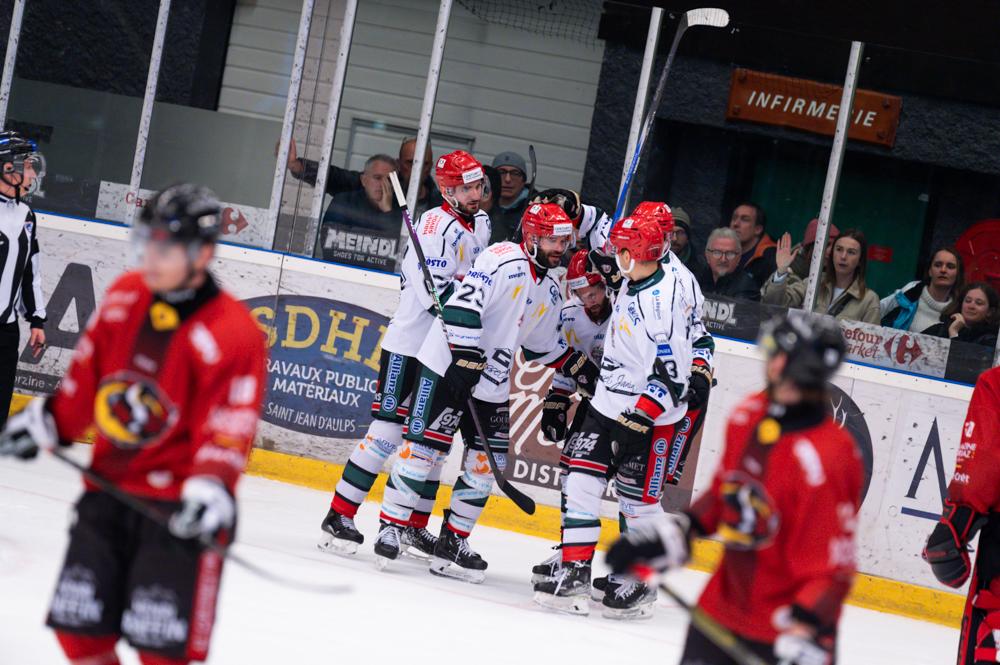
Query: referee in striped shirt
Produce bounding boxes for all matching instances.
[0,131,46,426]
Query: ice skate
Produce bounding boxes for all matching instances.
[600,574,656,620]
[400,525,438,561]
[532,560,591,616]
[317,509,364,556]
[428,526,488,584]
[373,521,402,570]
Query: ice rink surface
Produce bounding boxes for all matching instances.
[1,446,959,664]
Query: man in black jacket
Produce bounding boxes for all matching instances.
[285,136,442,217]
[696,227,760,301]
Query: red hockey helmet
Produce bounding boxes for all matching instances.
[566,248,603,291]
[632,201,675,236]
[435,150,484,190]
[521,202,575,239]
[610,215,664,262]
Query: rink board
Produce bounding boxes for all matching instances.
[14,212,972,626]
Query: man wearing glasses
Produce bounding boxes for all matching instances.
[697,227,760,301]
[489,151,533,242]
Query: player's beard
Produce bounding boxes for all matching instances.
[585,298,611,323]
[537,247,563,269]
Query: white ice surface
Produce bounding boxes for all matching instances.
[1,445,959,664]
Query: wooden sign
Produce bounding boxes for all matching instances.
[726,68,902,147]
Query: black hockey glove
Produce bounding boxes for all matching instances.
[443,346,486,399]
[540,391,572,442]
[560,350,599,398]
[922,500,986,588]
[686,362,713,411]
[587,250,623,292]
[606,513,691,575]
[613,409,656,458]
[170,476,236,544]
[0,398,58,460]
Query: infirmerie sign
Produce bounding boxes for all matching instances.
[726,68,902,147]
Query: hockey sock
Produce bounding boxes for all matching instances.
[331,419,402,517]
[446,448,499,536]
[618,495,665,535]
[55,631,120,665]
[562,471,606,562]
[380,442,442,526]
[410,451,446,529]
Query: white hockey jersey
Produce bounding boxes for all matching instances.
[418,242,569,404]
[551,297,609,394]
[381,204,491,357]
[591,254,713,425]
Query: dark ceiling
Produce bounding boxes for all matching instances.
[600,1,1000,107]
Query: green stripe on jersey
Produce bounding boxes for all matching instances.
[443,306,482,328]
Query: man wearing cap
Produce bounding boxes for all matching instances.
[669,206,704,275]
[490,150,533,242]
[789,218,840,279]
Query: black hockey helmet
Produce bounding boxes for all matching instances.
[136,183,221,245]
[0,130,45,196]
[758,313,845,390]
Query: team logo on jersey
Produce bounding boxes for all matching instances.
[149,301,180,331]
[94,372,178,449]
[717,471,780,550]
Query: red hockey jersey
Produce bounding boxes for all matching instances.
[947,366,1000,513]
[49,271,267,500]
[688,393,862,644]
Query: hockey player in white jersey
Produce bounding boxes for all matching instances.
[525,188,621,291]
[318,150,490,557]
[531,248,612,582]
[533,213,714,619]
[371,203,600,582]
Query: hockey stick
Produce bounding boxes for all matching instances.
[612,7,729,222]
[657,581,771,665]
[528,144,537,194]
[49,447,352,595]
[389,170,536,515]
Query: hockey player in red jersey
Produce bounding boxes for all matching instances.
[923,365,1000,664]
[0,184,267,665]
[606,315,861,664]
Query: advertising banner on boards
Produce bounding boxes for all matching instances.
[21,216,976,595]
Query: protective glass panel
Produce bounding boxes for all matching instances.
[836,41,1000,383]
[139,0,305,249]
[6,2,158,221]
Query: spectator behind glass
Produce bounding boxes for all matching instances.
[696,228,760,301]
[489,151,532,242]
[762,228,881,324]
[728,201,776,289]
[789,218,840,279]
[284,136,443,217]
[879,246,965,332]
[670,206,704,275]
[923,282,999,347]
[319,154,400,236]
[480,165,501,216]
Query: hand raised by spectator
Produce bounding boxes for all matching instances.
[276,138,303,176]
[948,312,967,338]
[775,232,801,275]
[375,177,394,213]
